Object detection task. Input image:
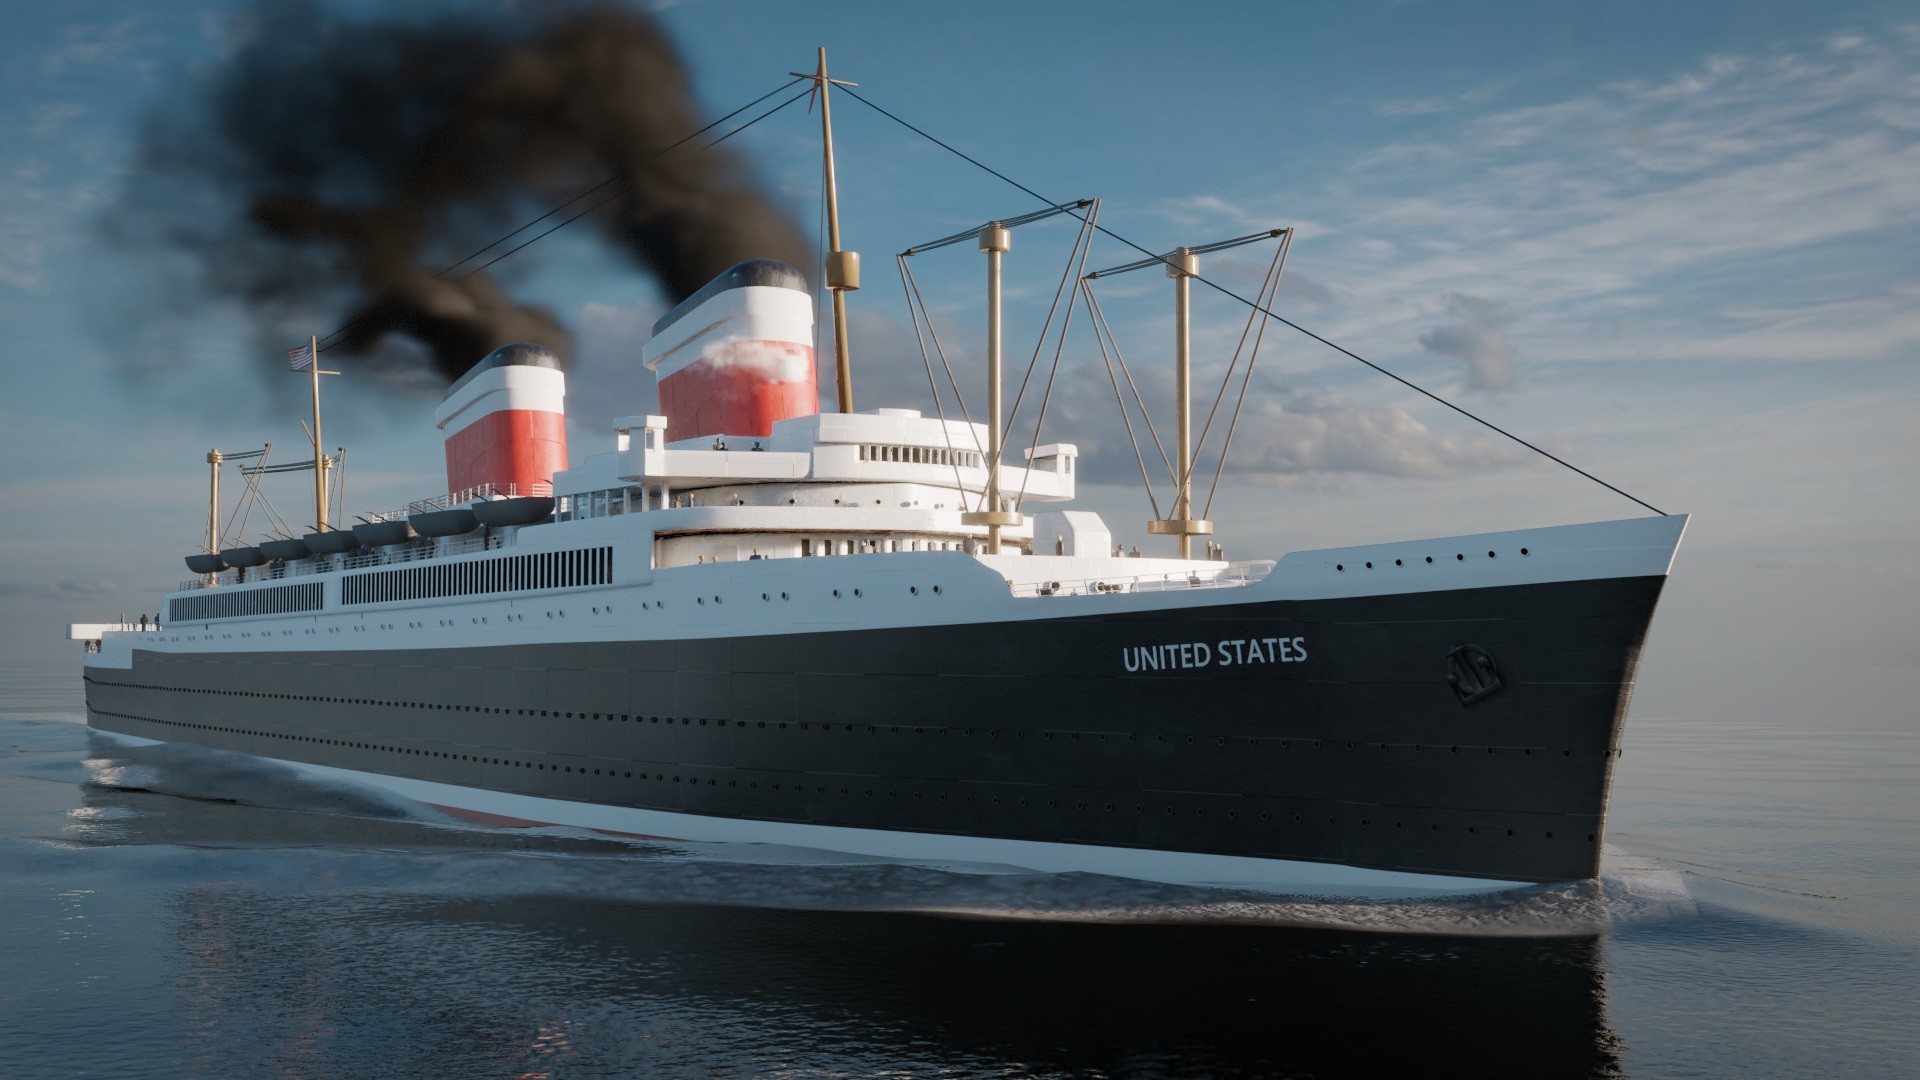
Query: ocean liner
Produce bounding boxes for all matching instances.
[72,55,1685,897]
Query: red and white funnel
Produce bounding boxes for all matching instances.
[642,260,816,442]
[433,342,568,498]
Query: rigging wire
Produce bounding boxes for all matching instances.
[223,444,271,547]
[1186,235,1287,493]
[1080,280,1165,522]
[1084,285,1179,488]
[330,447,347,530]
[443,86,814,286]
[896,255,979,508]
[1081,228,1292,509]
[896,198,1092,514]
[1203,239,1290,520]
[1002,201,1098,462]
[838,86,1666,517]
[1013,204,1101,512]
[432,76,807,281]
[314,77,810,356]
[897,256,989,509]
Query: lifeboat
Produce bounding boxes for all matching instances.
[408,507,479,537]
[259,538,312,561]
[304,530,360,556]
[220,546,266,568]
[183,553,225,574]
[351,520,416,548]
[472,497,554,528]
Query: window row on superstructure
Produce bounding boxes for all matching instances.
[857,443,982,468]
[556,489,641,521]
[169,581,324,624]
[799,536,972,556]
[342,546,614,606]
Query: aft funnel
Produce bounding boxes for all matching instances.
[434,343,568,498]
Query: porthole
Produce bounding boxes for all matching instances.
[1521,547,1530,556]
[1336,563,1344,572]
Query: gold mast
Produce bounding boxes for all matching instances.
[1170,250,1195,560]
[206,449,222,556]
[295,335,341,532]
[308,334,328,531]
[794,47,861,412]
[960,223,1023,554]
[1146,248,1213,559]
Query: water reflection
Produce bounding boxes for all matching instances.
[155,884,1630,1077]
[50,764,1629,1077]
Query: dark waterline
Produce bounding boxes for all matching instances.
[2,671,1914,1077]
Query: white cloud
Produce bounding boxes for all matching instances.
[563,298,668,442]
[27,103,86,140]
[0,159,100,290]
[40,18,151,77]
[1418,292,1516,391]
[0,578,122,599]
[1213,393,1529,481]
[1152,28,1920,373]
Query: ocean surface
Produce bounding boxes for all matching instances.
[1,669,1914,1079]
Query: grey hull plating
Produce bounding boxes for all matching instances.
[84,575,1663,885]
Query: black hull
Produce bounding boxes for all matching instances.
[85,575,1664,885]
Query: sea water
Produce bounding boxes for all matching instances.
[1,669,1914,1078]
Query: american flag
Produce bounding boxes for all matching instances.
[287,343,314,371]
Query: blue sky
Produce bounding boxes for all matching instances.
[1,0,1915,724]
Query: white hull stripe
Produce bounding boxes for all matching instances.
[94,730,1528,899]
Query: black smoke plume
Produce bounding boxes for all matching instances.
[116,1,809,383]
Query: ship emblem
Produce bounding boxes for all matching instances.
[1446,643,1503,706]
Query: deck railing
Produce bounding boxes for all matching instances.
[368,481,557,523]
[178,532,517,590]
[1009,560,1275,598]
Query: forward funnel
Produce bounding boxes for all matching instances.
[642,259,817,442]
